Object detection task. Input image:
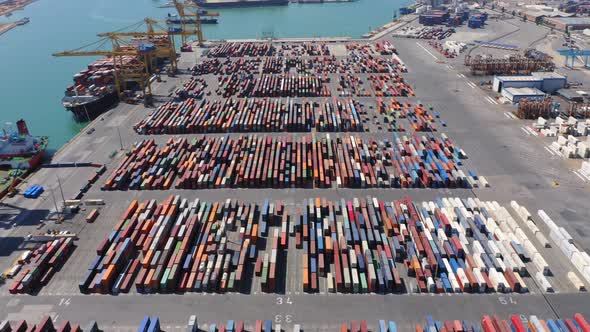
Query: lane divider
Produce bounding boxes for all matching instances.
[416,42,438,60]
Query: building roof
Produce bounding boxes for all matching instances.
[531,72,567,79]
[504,87,546,96]
[495,75,543,82]
[546,17,590,25]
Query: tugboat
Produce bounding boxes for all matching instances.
[0,120,48,199]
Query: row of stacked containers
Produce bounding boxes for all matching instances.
[79,194,586,295]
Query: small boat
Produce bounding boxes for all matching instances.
[16,17,30,25]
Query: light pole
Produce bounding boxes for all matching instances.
[57,176,65,206]
[51,189,61,221]
[117,128,124,150]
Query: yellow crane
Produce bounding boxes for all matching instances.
[98,18,180,74]
[53,34,155,100]
[170,0,219,46]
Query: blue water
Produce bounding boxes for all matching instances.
[0,0,408,151]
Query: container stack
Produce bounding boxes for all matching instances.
[79,196,278,294]
[0,316,101,332]
[207,42,275,57]
[416,314,590,332]
[537,210,590,288]
[516,98,552,119]
[295,196,562,294]
[134,98,365,135]
[218,74,331,98]
[338,74,371,97]
[103,134,481,191]
[368,74,415,97]
[175,78,207,100]
[9,238,75,294]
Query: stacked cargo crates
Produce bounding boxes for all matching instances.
[175,78,207,100]
[0,316,100,332]
[219,74,331,98]
[9,238,75,294]
[295,196,562,294]
[207,42,275,57]
[416,314,590,332]
[368,74,415,97]
[103,134,481,191]
[80,196,281,294]
[134,98,365,135]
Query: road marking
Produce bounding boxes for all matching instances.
[524,126,538,136]
[466,82,476,89]
[416,42,438,60]
[549,145,564,157]
[504,112,517,119]
[544,146,555,156]
[486,96,498,105]
[520,127,530,135]
[573,171,587,182]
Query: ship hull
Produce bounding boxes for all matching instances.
[64,91,118,122]
[194,0,288,8]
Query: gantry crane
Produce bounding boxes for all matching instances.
[98,18,181,74]
[53,34,155,100]
[170,0,219,46]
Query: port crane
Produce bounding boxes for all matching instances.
[169,0,219,46]
[53,34,155,101]
[98,18,183,74]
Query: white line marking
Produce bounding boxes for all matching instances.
[457,74,462,78]
[486,96,498,104]
[520,127,530,135]
[573,171,587,182]
[524,127,538,136]
[416,42,438,60]
[549,146,563,158]
[544,146,555,156]
[504,112,516,119]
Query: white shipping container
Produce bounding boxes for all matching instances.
[567,271,586,291]
[538,210,559,233]
[559,227,574,244]
[535,271,554,292]
[473,268,486,292]
[535,232,550,248]
[533,253,551,275]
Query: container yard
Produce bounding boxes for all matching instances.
[2,12,590,329]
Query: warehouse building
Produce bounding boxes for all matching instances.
[493,72,566,93]
[502,87,547,104]
[493,76,543,92]
[544,17,590,31]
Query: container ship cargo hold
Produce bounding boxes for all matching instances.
[194,0,288,8]
[62,57,121,121]
[0,119,48,199]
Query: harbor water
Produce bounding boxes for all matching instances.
[0,0,408,152]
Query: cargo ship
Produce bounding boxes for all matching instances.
[62,57,121,121]
[194,0,288,8]
[0,119,48,199]
[166,13,218,24]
